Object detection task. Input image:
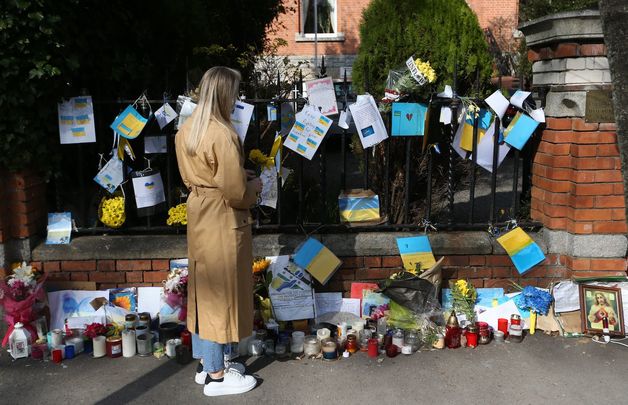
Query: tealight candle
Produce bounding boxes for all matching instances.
[316,328,330,342]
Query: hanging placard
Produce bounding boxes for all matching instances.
[111,105,148,140]
[93,156,124,194]
[130,169,166,217]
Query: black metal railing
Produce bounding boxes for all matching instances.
[51,72,540,236]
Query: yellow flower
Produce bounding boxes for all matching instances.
[100,196,125,228]
[252,258,271,274]
[166,203,187,226]
[414,58,437,84]
[249,149,274,169]
[456,279,469,296]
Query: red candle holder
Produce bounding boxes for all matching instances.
[385,344,399,358]
[367,338,379,358]
[445,325,462,349]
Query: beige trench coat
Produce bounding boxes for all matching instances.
[175,117,257,344]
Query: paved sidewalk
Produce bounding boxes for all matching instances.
[1,334,626,404]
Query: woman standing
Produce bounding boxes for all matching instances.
[175,66,262,397]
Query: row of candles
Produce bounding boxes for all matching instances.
[444,311,524,348]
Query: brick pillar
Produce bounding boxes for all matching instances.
[0,169,47,268]
[521,11,627,278]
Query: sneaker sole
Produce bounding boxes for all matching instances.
[203,380,257,397]
[195,373,207,385]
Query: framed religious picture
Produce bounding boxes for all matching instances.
[579,285,625,337]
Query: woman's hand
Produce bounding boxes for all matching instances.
[245,169,257,180]
[249,177,263,193]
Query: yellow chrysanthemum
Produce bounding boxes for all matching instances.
[167,203,187,226]
[100,196,125,228]
[249,149,274,169]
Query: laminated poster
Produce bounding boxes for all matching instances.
[391,102,428,136]
[93,156,124,193]
[283,105,333,160]
[109,288,137,312]
[396,235,436,272]
[144,135,168,154]
[48,290,109,330]
[231,100,254,143]
[110,105,148,140]
[293,238,342,285]
[496,227,545,275]
[45,212,72,245]
[155,103,178,129]
[305,77,339,116]
[131,170,166,210]
[58,96,97,144]
[267,255,315,321]
[503,112,539,150]
[349,94,389,149]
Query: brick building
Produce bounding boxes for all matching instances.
[266,0,520,80]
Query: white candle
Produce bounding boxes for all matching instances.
[93,336,106,358]
[122,329,136,358]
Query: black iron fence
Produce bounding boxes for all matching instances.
[50,74,540,235]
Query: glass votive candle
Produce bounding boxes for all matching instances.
[316,328,331,342]
[275,342,287,357]
[303,336,321,356]
[359,329,372,351]
[291,331,305,354]
[248,338,264,356]
[321,338,337,361]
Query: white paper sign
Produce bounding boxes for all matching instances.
[510,90,532,109]
[476,122,511,173]
[349,94,389,149]
[529,108,546,123]
[283,105,333,160]
[315,293,361,320]
[177,97,197,129]
[138,287,164,320]
[267,255,315,321]
[155,103,178,129]
[405,56,426,85]
[259,166,278,209]
[144,135,168,154]
[132,172,166,209]
[58,96,97,144]
[338,109,352,129]
[439,106,452,124]
[305,77,339,116]
[94,156,124,193]
[231,100,254,143]
[437,85,454,98]
[485,90,510,119]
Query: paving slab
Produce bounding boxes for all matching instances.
[1,334,627,404]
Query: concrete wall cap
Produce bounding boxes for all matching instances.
[519,10,602,48]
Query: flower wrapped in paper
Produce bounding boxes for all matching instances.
[0,262,47,347]
[162,265,188,322]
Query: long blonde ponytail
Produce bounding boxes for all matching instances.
[185,66,241,156]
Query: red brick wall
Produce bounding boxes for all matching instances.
[34,253,591,294]
[269,0,519,56]
[3,170,47,239]
[531,118,625,235]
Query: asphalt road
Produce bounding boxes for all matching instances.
[1,333,625,404]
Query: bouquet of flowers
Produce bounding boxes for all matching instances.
[0,262,47,347]
[384,57,437,102]
[162,266,188,321]
[166,203,187,226]
[99,195,126,228]
[450,279,477,324]
[83,322,108,339]
[252,258,272,324]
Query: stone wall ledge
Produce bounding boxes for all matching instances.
[31,231,549,261]
[519,10,602,47]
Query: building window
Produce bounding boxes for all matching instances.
[301,0,337,35]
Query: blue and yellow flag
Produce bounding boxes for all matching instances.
[110,105,148,140]
[396,235,436,273]
[293,238,342,285]
[338,189,380,223]
[460,108,492,152]
[496,227,545,274]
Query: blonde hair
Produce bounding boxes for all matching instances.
[185,66,241,156]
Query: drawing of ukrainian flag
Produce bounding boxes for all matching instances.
[59,115,74,125]
[496,227,545,274]
[306,138,317,148]
[75,114,90,125]
[297,144,308,154]
[293,238,341,285]
[71,127,86,137]
[110,105,148,139]
[396,236,436,272]
[74,97,90,109]
[338,194,380,223]
[318,116,331,125]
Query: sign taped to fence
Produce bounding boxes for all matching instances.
[58,96,97,144]
[231,100,254,143]
[155,103,178,129]
[94,156,124,193]
[349,94,388,148]
[283,104,332,160]
[391,102,428,136]
[305,77,339,116]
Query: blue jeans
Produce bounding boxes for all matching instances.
[192,333,236,373]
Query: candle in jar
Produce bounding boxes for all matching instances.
[291,331,305,354]
[303,336,321,356]
[106,336,122,358]
[122,329,136,358]
[93,336,106,358]
[316,328,330,342]
[321,339,337,360]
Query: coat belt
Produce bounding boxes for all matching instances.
[190,186,223,198]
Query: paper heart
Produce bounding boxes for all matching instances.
[406,113,413,121]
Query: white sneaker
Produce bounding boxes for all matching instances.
[203,368,257,397]
[195,361,246,385]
